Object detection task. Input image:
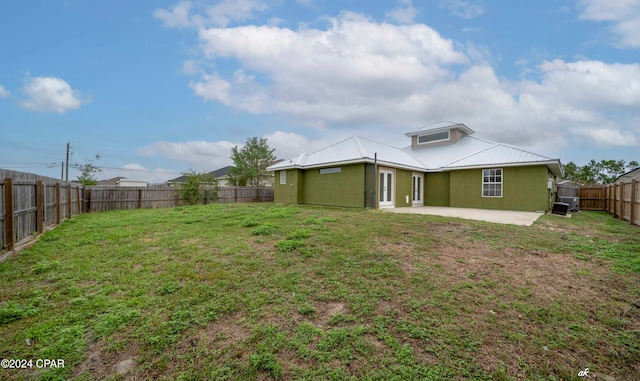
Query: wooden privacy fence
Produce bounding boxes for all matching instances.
[579,186,607,211]
[569,181,639,227]
[2,168,275,254]
[84,186,274,212]
[604,180,639,227]
[1,170,83,252]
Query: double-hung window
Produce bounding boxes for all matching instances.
[482,169,502,197]
[279,171,286,185]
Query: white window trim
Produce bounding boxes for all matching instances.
[418,130,450,145]
[482,168,503,198]
[279,171,286,185]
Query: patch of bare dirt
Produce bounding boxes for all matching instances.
[206,314,252,348]
[314,301,347,327]
[72,339,138,380]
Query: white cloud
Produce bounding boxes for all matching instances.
[206,0,268,27]
[180,59,203,76]
[136,140,238,169]
[263,131,331,160]
[578,0,640,48]
[20,76,89,114]
[191,12,467,126]
[569,126,638,146]
[154,0,268,29]
[386,0,419,24]
[438,0,485,19]
[0,85,10,98]
[154,1,196,28]
[162,3,639,156]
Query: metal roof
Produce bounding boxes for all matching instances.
[268,136,426,171]
[267,130,563,177]
[405,121,474,137]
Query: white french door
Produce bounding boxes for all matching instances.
[379,169,394,208]
[412,173,423,206]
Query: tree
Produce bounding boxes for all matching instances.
[562,159,639,184]
[179,170,220,205]
[76,155,101,186]
[228,137,276,187]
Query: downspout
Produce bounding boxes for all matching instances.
[373,153,378,209]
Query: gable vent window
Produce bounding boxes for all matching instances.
[482,168,502,197]
[418,130,450,144]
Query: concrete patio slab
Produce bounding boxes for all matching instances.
[383,206,544,226]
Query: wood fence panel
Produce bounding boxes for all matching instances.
[632,180,638,226]
[13,182,37,246]
[1,169,84,254]
[579,186,605,211]
[621,182,631,222]
[0,180,5,249]
[3,178,13,251]
[44,184,57,227]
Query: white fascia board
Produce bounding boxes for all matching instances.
[442,160,563,177]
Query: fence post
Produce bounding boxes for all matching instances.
[619,182,625,221]
[4,177,14,251]
[36,180,44,234]
[67,184,72,219]
[55,183,61,225]
[612,183,617,218]
[630,180,636,226]
[601,185,606,211]
[138,188,143,209]
[76,186,81,216]
[234,187,237,203]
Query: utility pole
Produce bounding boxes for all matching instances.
[65,141,70,182]
[61,162,64,180]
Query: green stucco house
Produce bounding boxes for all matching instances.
[267,122,563,212]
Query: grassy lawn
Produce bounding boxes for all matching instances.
[0,203,638,380]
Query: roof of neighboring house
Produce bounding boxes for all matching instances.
[617,167,640,181]
[167,166,233,183]
[97,177,126,186]
[268,129,563,177]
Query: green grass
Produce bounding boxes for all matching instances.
[0,204,638,380]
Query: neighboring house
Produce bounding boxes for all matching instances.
[96,177,126,186]
[617,168,640,182]
[117,179,147,187]
[167,166,233,187]
[96,177,147,187]
[267,122,563,212]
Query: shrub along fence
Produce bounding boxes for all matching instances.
[1,169,274,253]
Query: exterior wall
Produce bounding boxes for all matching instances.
[302,164,366,207]
[394,168,413,207]
[364,164,376,208]
[274,169,303,204]
[449,165,551,212]
[424,172,451,206]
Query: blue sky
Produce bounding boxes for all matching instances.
[1,0,639,183]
